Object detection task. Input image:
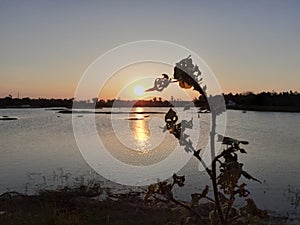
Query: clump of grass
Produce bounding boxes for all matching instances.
[0,185,186,225]
[284,185,300,210]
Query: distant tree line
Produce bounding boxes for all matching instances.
[224,91,300,107]
[0,91,299,110]
[0,96,74,108]
[0,96,192,108]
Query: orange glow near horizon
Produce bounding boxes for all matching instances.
[98,62,199,101]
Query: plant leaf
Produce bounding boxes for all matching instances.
[242,171,261,183]
[240,149,247,154]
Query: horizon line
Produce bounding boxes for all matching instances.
[1,89,300,101]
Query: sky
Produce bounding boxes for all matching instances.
[0,0,299,99]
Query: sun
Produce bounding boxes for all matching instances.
[133,85,145,97]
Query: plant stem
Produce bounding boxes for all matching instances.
[211,159,226,225]
[211,113,226,225]
[225,195,234,222]
[192,113,226,225]
[193,150,212,177]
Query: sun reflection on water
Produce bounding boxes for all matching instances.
[130,108,151,153]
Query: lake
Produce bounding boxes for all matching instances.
[0,108,299,219]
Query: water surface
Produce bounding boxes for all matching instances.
[0,108,299,218]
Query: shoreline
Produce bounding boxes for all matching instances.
[227,105,300,113]
[1,105,300,113]
[0,188,298,225]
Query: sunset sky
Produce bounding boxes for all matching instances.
[0,0,299,100]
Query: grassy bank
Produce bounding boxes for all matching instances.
[0,185,297,225]
[0,187,182,225]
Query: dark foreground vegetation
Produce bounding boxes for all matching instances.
[0,186,296,225]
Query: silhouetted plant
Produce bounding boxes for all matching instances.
[145,56,268,225]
